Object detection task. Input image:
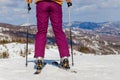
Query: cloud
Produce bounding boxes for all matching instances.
[69,0,120,22]
[0,0,12,5]
[100,0,120,8]
[0,0,32,24]
[0,0,24,15]
[0,0,120,24]
[74,0,120,12]
[75,4,97,12]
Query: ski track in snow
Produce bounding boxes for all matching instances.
[0,43,120,80]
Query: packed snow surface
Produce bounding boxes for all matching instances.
[0,43,120,80]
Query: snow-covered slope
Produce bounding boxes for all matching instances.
[0,43,120,80]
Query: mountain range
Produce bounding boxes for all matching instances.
[63,21,120,36]
[0,21,120,55]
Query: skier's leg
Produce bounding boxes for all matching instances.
[49,2,70,58]
[34,2,49,58]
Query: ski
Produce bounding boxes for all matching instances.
[34,70,42,74]
[34,62,47,74]
[52,61,77,73]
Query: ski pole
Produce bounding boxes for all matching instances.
[68,7,74,66]
[26,3,31,67]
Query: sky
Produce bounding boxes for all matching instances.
[0,0,120,25]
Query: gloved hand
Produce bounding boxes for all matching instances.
[28,4,31,11]
[67,2,72,7]
[25,0,32,11]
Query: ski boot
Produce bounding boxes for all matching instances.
[60,57,70,69]
[36,60,44,70]
[35,57,44,74]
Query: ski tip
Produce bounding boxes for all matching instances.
[34,71,41,74]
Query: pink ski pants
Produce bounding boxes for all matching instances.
[34,1,70,58]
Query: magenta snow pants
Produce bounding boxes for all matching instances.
[34,1,70,58]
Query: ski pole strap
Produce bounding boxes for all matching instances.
[28,3,31,13]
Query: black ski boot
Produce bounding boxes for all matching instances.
[60,57,70,69]
[36,59,44,70]
[35,58,44,74]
